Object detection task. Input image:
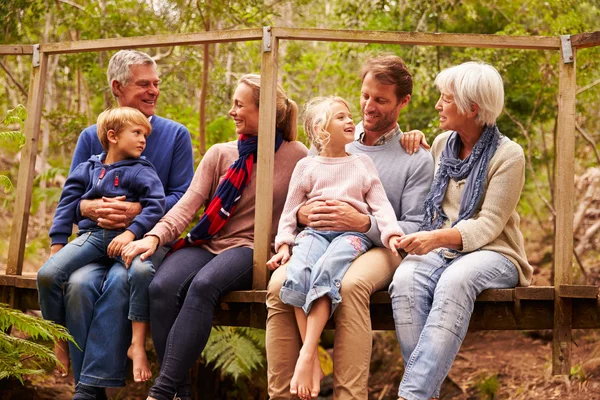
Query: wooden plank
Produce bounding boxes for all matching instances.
[571,31,600,49]
[6,53,49,276]
[252,29,278,291]
[0,45,35,55]
[477,289,514,302]
[515,286,555,300]
[553,45,577,375]
[221,290,267,303]
[559,284,599,299]
[39,29,262,54]
[272,27,560,50]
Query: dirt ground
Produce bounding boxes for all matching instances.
[0,328,598,400]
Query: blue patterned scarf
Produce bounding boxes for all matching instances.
[421,124,502,231]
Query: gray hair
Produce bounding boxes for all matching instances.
[107,50,156,96]
[434,61,504,126]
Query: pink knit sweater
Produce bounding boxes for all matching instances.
[274,153,404,251]
[147,140,308,254]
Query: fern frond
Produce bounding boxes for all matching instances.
[202,326,266,381]
[0,175,14,194]
[0,130,25,144]
[2,104,27,125]
[34,166,69,184]
[0,304,76,346]
[0,332,61,365]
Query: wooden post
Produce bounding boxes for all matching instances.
[6,50,49,276]
[252,27,278,290]
[553,38,576,375]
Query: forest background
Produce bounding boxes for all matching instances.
[1,0,600,399]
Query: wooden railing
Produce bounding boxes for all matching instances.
[1,27,599,376]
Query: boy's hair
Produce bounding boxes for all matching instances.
[96,107,152,150]
[361,54,413,102]
[303,96,351,154]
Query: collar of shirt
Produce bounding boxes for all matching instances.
[356,122,402,146]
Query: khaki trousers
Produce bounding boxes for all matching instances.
[266,247,402,400]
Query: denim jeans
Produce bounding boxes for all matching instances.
[148,246,253,400]
[280,228,372,316]
[64,245,168,388]
[388,250,518,400]
[37,229,155,325]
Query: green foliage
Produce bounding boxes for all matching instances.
[1,105,27,193]
[0,303,76,383]
[202,327,265,381]
[473,372,499,400]
[570,363,587,382]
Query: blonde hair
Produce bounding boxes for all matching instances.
[237,74,298,141]
[434,61,504,127]
[96,107,152,150]
[303,96,351,154]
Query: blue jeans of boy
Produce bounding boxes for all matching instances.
[37,228,155,327]
[389,250,518,400]
[280,228,372,316]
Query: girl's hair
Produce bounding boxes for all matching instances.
[434,61,504,127]
[237,74,298,141]
[96,107,152,150]
[303,96,351,153]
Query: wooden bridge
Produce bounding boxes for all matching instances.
[1,27,599,376]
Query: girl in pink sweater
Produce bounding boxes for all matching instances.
[267,96,404,400]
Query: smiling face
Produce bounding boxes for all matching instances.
[229,83,260,136]
[322,101,355,152]
[360,72,408,136]
[435,91,470,132]
[112,64,160,118]
[109,123,150,161]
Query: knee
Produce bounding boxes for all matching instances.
[266,266,286,308]
[128,258,155,283]
[339,273,370,304]
[389,262,414,297]
[36,264,58,290]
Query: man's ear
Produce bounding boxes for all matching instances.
[107,129,119,144]
[398,94,411,109]
[111,80,122,97]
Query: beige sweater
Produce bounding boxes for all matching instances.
[147,140,308,254]
[432,131,533,286]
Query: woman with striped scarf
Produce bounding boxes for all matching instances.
[122,74,308,400]
[388,62,533,400]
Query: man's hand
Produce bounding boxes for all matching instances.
[107,230,136,260]
[121,235,160,268]
[302,200,370,232]
[80,196,142,229]
[400,130,430,155]
[50,244,64,256]
[267,244,291,271]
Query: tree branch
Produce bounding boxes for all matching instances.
[575,123,600,165]
[0,60,27,97]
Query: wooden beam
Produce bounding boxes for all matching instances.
[553,45,577,375]
[571,31,600,49]
[0,45,35,55]
[39,29,262,54]
[6,53,49,276]
[559,284,599,299]
[252,28,278,290]
[272,28,560,50]
[515,286,555,300]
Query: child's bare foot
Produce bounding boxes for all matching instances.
[290,350,316,400]
[127,343,152,382]
[54,340,69,377]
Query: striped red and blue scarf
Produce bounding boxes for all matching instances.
[170,132,284,253]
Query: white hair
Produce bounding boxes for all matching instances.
[434,61,504,126]
[107,50,156,97]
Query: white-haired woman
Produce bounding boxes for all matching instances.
[389,62,533,400]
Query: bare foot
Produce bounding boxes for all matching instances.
[54,340,69,377]
[310,355,324,398]
[127,343,152,382]
[291,350,316,400]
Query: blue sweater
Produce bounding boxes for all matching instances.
[50,154,166,245]
[70,115,194,212]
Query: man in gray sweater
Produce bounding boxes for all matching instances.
[266,54,434,400]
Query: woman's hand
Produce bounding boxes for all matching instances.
[400,130,430,155]
[107,231,135,259]
[121,235,160,268]
[397,228,462,255]
[267,244,291,271]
